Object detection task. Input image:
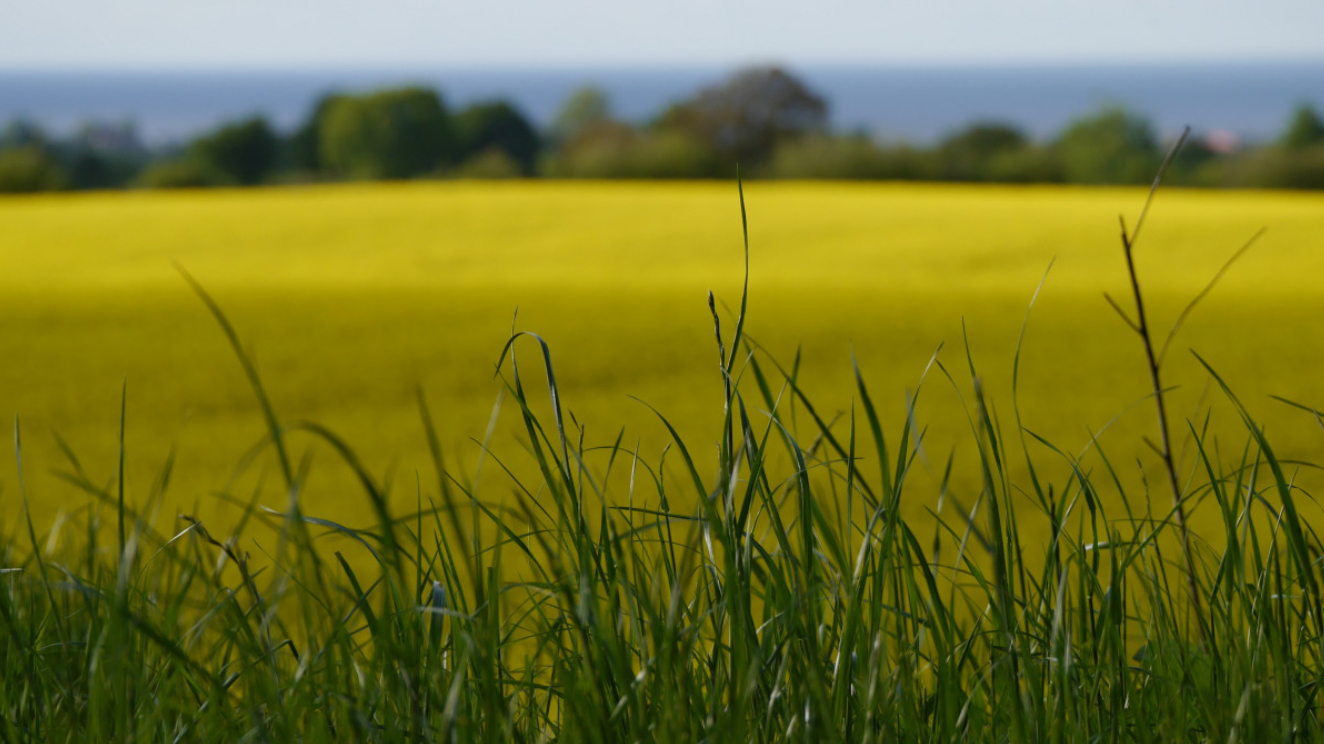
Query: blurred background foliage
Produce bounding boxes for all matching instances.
[2,65,1323,192]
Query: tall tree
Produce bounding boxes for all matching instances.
[289,93,349,173]
[319,87,454,179]
[1283,104,1324,149]
[552,87,612,142]
[658,67,828,167]
[0,146,68,192]
[934,122,1029,181]
[191,117,278,185]
[454,102,541,174]
[1054,108,1160,185]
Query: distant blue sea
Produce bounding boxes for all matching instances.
[1,62,1321,145]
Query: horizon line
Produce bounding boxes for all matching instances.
[4,55,1324,75]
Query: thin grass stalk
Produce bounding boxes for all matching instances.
[1113,127,1209,646]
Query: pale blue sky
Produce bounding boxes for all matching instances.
[3,0,1321,69]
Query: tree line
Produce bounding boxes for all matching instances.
[2,66,1323,193]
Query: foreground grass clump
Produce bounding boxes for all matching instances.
[1,179,1322,743]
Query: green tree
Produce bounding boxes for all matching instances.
[289,93,348,173]
[1054,108,1160,185]
[934,122,1029,181]
[54,122,147,190]
[658,66,828,168]
[0,119,48,150]
[319,87,454,179]
[0,146,68,192]
[1165,136,1221,186]
[190,117,278,185]
[551,87,611,142]
[1283,104,1324,149]
[454,102,541,174]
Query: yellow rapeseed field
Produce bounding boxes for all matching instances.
[1,181,1323,543]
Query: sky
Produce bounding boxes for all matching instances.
[2,0,1323,70]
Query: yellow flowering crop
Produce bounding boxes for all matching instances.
[0,181,1321,540]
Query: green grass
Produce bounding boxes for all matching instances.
[0,179,1322,743]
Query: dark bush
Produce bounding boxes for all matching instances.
[542,125,719,179]
[766,134,926,180]
[1221,144,1324,190]
[453,148,524,179]
[135,157,232,189]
